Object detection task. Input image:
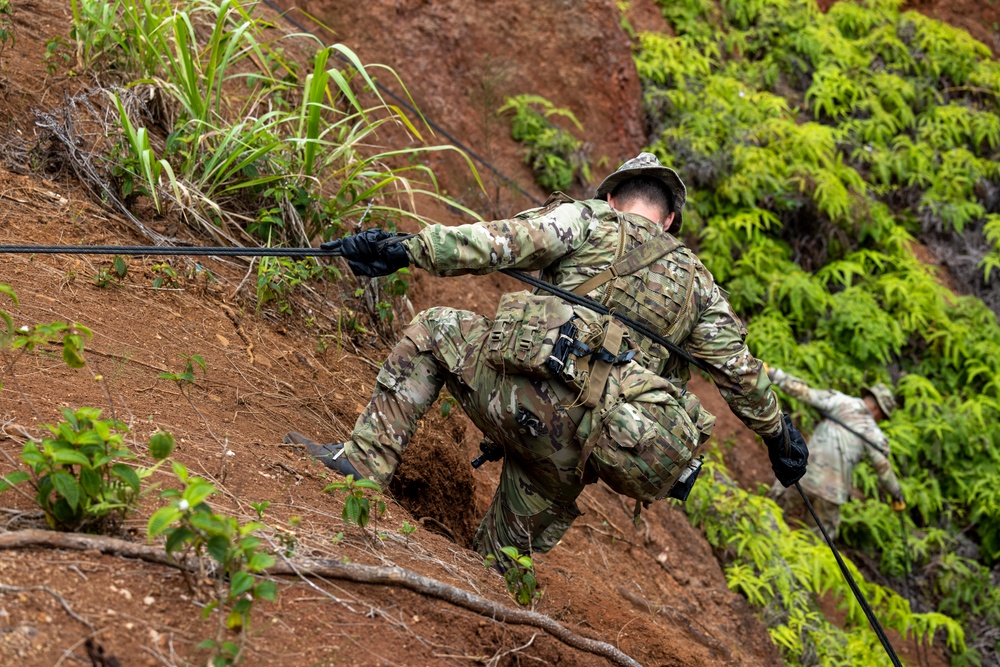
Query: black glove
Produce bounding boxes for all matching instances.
[321,229,410,277]
[763,414,809,487]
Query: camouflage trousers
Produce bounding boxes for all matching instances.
[770,481,842,537]
[343,307,592,561]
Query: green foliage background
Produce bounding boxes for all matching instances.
[500,94,591,192]
[636,0,1000,663]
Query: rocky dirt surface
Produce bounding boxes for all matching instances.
[0,0,982,665]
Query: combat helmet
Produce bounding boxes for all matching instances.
[864,383,897,417]
[595,152,687,233]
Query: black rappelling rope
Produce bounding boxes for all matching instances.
[0,245,336,257]
[0,241,714,378]
[797,481,904,667]
[1,239,906,664]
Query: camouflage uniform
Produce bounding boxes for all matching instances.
[342,194,784,560]
[768,368,901,536]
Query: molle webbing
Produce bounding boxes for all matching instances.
[572,234,682,297]
[580,318,625,409]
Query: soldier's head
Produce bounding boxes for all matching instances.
[595,152,687,234]
[862,383,896,421]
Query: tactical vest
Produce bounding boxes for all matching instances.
[535,194,703,385]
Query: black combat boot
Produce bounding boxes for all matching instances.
[284,432,366,479]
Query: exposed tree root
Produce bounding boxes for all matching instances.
[0,529,642,667]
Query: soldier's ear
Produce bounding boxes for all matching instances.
[606,194,617,209]
[663,211,675,231]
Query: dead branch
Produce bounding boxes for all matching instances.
[0,529,642,667]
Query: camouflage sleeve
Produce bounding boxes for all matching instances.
[866,432,903,499]
[685,276,782,437]
[403,202,597,276]
[767,368,842,414]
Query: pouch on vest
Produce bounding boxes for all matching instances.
[484,291,575,377]
[575,365,713,508]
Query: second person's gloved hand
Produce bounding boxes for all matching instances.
[890,493,907,512]
[763,414,809,487]
[320,228,410,277]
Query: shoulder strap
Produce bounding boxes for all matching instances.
[572,234,682,297]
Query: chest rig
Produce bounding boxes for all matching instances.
[484,232,687,409]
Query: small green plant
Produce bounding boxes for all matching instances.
[93,256,128,288]
[256,257,337,315]
[0,409,175,531]
[0,282,17,343]
[323,474,386,531]
[440,395,459,418]
[43,35,73,76]
[250,501,271,520]
[0,284,95,407]
[151,263,180,289]
[159,353,205,386]
[2,319,93,385]
[148,463,278,666]
[275,522,298,558]
[485,547,541,607]
[399,521,417,543]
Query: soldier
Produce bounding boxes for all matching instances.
[765,365,905,537]
[287,153,808,563]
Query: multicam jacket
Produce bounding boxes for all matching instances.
[768,368,902,505]
[403,195,782,437]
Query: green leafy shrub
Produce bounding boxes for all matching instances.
[643,0,1000,658]
[485,547,542,607]
[324,474,386,532]
[499,94,590,192]
[687,457,966,664]
[148,463,277,666]
[256,257,338,315]
[0,408,174,531]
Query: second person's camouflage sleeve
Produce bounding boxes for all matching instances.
[767,368,842,414]
[867,444,903,500]
[403,202,598,276]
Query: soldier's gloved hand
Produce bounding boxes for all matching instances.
[890,493,907,512]
[763,414,809,487]
[762,361,778,382]
[329,229,410,277]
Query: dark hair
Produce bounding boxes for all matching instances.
[609,176,674,220]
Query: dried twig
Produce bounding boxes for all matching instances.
[486,633,538,667]
[0,583,95,630]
